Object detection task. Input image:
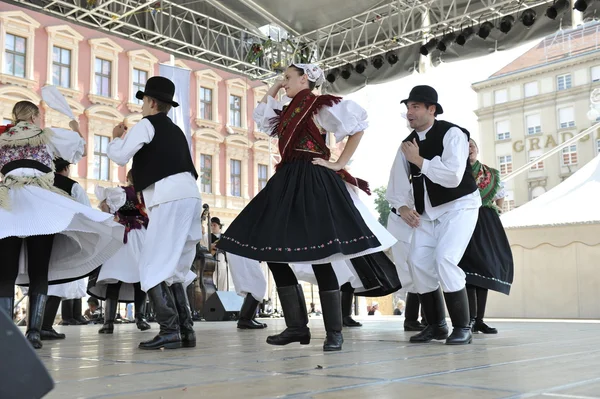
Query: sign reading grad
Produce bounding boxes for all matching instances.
[512,127,600,152]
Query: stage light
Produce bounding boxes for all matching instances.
[499,15,515,33]
[372,55,385,69]
[386,51,399,65]
[455,27,475,46]
[326,69,338,83]
[419,38,438,56]
[340,64,353,79]
[355,60,368,74]
[521,9,537,27]
[436,32,456,52]
[574,0,588,11]
[547,0,569,19]
[478,21,494,39]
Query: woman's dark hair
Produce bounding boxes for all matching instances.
[54,158,70,174]
[289,65,317,90]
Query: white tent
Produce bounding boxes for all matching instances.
[486,155,600,319]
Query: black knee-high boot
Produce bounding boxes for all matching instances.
[444,288,473,345]
[341,284,361,328]
[410,287,449,343]
[404,293,426,331]
[139,282,181,350]
[238,293,267,329]
[467,285,477,328]
[41,296,65,340]
[73,299,87,324]
[170,283,195,348]
[26,294,47,349]
[473,287,497,334]
[61,299,78,325]
[134,284,151,331]
[266,285,310,346]
[320,290,343,351]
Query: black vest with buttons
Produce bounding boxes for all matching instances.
[132,112,198,191]
[403,120,477,215]
[53,173,77,196]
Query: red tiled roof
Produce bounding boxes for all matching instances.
[490,22,600,78]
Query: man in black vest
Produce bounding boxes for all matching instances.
[107,76,202,350]
[391,85,481,345]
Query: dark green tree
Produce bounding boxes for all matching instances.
[373,186,390,227]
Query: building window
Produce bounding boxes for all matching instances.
[51,46,71,88]
[526,114,542,135]
[4,33,26,78]
[494,89,508,104]
[558,107,575,129]
[258,164,268,190]
[502,199,515,213]
[200,154,213,194]
[596,139,600,154]
[94,58,112,97]
[2,118,12,125]
[132,68,147,104]
[529,149,544,170]
[557,74,572,91]
[229,95,242,127]
[199,87,213,120]
[93,135,110,181]
[524,82,538,97]
[230,159,241,197]
[561,144,578,166]
[592,66,600,83]
[495,121,510,141]
[498,155,512,175]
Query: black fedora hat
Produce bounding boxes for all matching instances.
[210,217,223,227]
[135,76,179,107]
[401,85,444,115]
[53,157,71,172]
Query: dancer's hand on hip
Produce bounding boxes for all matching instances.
[312,158,342,171]
[398,206,420,228]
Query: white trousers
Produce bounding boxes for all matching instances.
[408,208,478,294]
[139,198,202,292]
[227,253,268,302]
[213,252,235,291]
[386,212,414,293]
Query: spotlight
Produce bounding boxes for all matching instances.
[455,27,475,46]
[521,9,537,27]
[372,55,385,69]
[419,38,438,56]
[355,59,368,74]
[326,68,338,83]
[436,32,456,52]
[499,15,515,33]
[340,64,353,80]
[547,0,569,19]
[386,51,398,65]
[574,0,588,11]
[478,21,494,39]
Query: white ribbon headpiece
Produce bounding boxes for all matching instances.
[292,63,325,87]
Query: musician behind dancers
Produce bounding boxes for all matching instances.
[107,76,201,350]
[201,217,234,292]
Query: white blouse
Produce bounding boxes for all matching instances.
[494,181,506,201]
[95,185,127,214]
[253,95,368,143]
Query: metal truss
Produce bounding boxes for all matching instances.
[8,0,291,80]
[296,0,557,69]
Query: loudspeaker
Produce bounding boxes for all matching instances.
[203,291,244,321]
[0,308,54,399]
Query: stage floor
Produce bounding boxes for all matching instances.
[31,317,600,399]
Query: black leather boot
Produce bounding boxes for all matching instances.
[99,298,117,334]
[467,286,477,330]
[139,282,182,350]
[170,283,195,348]
[266,285,310,346]
[472,287,497,334]
[320,290,343,351]
[237,293,267,329]
[134,287,151,331]
[404,292,426,331]
[60,299,78,325]
[410,288,449,343]
[444,288,473,345]
[72,299,88,325]
[41,295,65,340]
[0,296,14,320]
[27,294,47,349]
[341,290,362,327]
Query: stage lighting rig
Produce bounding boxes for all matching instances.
[419,38,438,56]
[326,69,339,83]
[437,32,456,52]
[386,51,399,65]
[478,21,494,39]
[521,9,537,27]
[355,60,368,74]
[372,55,385,69]
[547,0,569,19]
[499,15,515,33]
[456,27,475,46]
[340,64,353,79]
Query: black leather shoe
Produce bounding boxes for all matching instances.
[40,328,66,340]
[99,298,117,334]
[238,318,268,329]
[139,333,182,350]
[343,316,362,327]
[139,282,182,350]
[320,290,344,351]
[444,288,473,345]
[404,320,427,331]
[266,285,310,346]
[237,294,267,329]
[473,320,498,334]
[341,290,361,328]
[134,286,151,331]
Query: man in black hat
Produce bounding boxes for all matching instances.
[107,76,201,350]
[388,85,481,346]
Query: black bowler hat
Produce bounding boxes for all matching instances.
[211,217,223,227]
[401,85,444,115]
[54,157,71,172]
[135,76,179,107]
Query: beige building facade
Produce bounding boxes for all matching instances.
[472,22,600,211]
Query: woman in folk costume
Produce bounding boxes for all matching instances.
[218,64,400,352]
[87,169,151,334]
[458,139,514,334]
[0,101,123,349]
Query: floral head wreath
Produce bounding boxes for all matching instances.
[291,63,325,87]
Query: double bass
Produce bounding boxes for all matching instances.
[191,204,218,317]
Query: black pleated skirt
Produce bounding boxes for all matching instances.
[459,206,514,295]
